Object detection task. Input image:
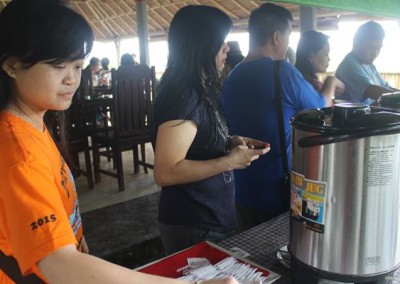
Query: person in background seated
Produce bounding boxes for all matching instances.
[220,3,343,232]
[98,57,111,86]
[84,56,101,86]
[131,53,139,64]
[120,53,136,67]
[100,57,110,71]
[295,30,345,93]
[220,41,245,84]
[336,21,398,105]
[152,5,270,256]
[0,1,236,283]
[226,41,245,71]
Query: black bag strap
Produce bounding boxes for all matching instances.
[0,250,45,283]
[273,60,289,177]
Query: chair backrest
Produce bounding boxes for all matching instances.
[78,68,94,100]
[65,98,84,140]
[111,65,156,138]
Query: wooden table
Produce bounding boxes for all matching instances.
[82,96,114,132]
[93,85,113,96]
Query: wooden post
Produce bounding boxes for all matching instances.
[136,0,150,66]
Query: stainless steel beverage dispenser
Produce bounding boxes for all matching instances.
[289,103,400,284]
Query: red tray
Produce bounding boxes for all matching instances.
[137,241,273,279]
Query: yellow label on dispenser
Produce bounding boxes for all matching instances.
[290,171,327,233]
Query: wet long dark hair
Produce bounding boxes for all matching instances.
[295,30,329,80]
[154,5,232,144]
[0,0,93,155]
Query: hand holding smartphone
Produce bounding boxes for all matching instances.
[247,143,270,150]
[252,144,267,149]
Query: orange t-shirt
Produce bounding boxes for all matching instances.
[0,112,84,283]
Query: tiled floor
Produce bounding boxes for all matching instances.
[75,143,160,213]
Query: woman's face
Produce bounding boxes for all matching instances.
[309,42,330,73]
[7,58,84,116]
[215,42,230,72]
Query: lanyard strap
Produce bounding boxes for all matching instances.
[273,60,289,177]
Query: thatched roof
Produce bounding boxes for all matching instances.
[0,0,391,41]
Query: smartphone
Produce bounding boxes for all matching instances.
[251,145,267,149]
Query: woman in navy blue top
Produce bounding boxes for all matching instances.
[151,5,270,255]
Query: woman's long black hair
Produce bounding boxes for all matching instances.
[154,5,232,144]
[0,0,94,157]
[295,30,329,80]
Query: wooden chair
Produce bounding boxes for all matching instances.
[78,68,105,131]
[46,105,94,189]
[91,64,156,191]
[78,68,115,163]
[65,101,94,189]
[80,68,94,99]
[57,68,111,189]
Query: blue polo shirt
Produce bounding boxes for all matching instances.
[221,57,325,215]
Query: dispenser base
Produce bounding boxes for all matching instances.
[291,256,395,284]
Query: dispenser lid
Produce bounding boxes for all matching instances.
[291,105,400,147]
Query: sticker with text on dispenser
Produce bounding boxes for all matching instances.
[290,171,327,234]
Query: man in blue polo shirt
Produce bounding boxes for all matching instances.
[220,3,343,231]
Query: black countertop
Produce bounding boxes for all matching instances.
[218,212,400,284]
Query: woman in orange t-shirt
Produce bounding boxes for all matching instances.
[0,1,237,284]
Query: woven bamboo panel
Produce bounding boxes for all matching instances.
[0,0,379,41]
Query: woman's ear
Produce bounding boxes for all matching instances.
[2,57,18,78]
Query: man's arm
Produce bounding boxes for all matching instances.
[364,84,399,100]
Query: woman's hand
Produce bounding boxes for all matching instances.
[226,143,270,170]
[227,135,246,148]
[228,135,270,150]
[201,278,238,284]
